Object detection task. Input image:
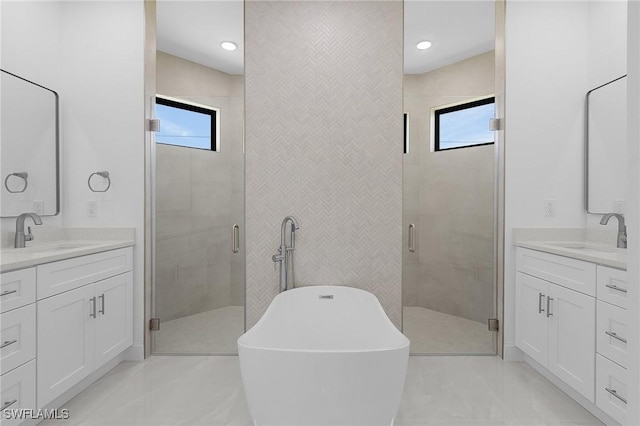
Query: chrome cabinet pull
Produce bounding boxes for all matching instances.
[0,339,17,349]
[232,224,240,254]
[90,297,97,318]
[605,284,627,293]
[605,387,627,404]
[408,224,416,253]
[0,289,17,296]
[538,293,545,314]
[605,331,627,344]
[1,399,17,410]
[99,294,105,315]
[546,296,553,317]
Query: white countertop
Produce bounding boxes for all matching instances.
[0,239,134,272]
[515,240,627,270]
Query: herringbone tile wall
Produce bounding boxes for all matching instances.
[244,0,404,329]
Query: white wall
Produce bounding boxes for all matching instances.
[1,1,146,359]
[0,1,63,230]
[58,1,145,359]
[504,1,589,354]
[588,0,627,89]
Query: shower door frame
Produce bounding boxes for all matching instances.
[494,0,506,359]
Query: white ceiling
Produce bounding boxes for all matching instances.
[156,0,244,75]
[404,1,495,74]
[156,0,495,76]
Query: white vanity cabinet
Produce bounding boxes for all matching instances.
[516,248,596,402]
[36,247,133,408]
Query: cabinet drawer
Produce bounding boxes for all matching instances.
[517,248,596,296]
[596,354,627,425]
[597,266,628,309]
[0,359,36,426]
[0,268,36,314]
[597,300,628,368]
[37,247,132,299]
[0,304,36,375]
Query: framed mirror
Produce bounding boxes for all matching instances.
[586,75,627,214]
[1,69,59,217]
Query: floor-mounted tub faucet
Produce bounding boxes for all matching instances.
[14,212,43,248]
[600,213,627,249]
[272,216,300,292]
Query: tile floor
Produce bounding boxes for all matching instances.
[40,356,602,426]
[403,307,494,354]
[154,306,244,354]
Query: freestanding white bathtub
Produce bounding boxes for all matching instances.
[238,285,410,426]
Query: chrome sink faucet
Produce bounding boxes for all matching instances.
[272,216,300,292]
[14,212,43,248]
[600,213,627,249]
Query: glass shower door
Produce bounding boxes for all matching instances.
[150,1,245,355]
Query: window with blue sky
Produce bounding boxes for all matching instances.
[434,97,495,151]
[156,96,218,151]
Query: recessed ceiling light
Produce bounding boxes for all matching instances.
[221,41,237,51]
[416,40,432,50]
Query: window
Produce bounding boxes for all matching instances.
[434,97,495,151]
[155,96,219,151]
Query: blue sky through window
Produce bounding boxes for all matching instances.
[439,102,494,150]
[156,102,212,150]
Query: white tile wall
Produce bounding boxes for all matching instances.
[245,1,404,328]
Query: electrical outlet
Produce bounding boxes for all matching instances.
[614,200,625,214]
[33,200,44,215]
[544,199,556,217]
[87,201,97,218]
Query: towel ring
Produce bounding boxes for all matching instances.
[88,171,111,192]
[4,172,28,194]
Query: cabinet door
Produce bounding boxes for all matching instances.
[37,284,95,408]
[547,283,596,402]
[94,272,133,369]
[515,272,548,366]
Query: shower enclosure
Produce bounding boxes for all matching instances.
[150,1,245,355]
[402,0,499,355]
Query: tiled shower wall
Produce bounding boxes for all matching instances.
[244,1,404,328]
[155,52,244,322]
[403,51,495,324]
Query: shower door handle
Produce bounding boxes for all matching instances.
[408,224,416,253]
[232,224,240,253]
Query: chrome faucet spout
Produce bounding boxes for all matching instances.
[600,213,627,249]
[280,215,300,247]
[274,216,300,292]
[14,212,43,248]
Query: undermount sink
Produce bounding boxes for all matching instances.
[546,242,624,257]
[21,242,97,253]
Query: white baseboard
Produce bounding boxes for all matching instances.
[503,342,524,361]
[124,342,145,361]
